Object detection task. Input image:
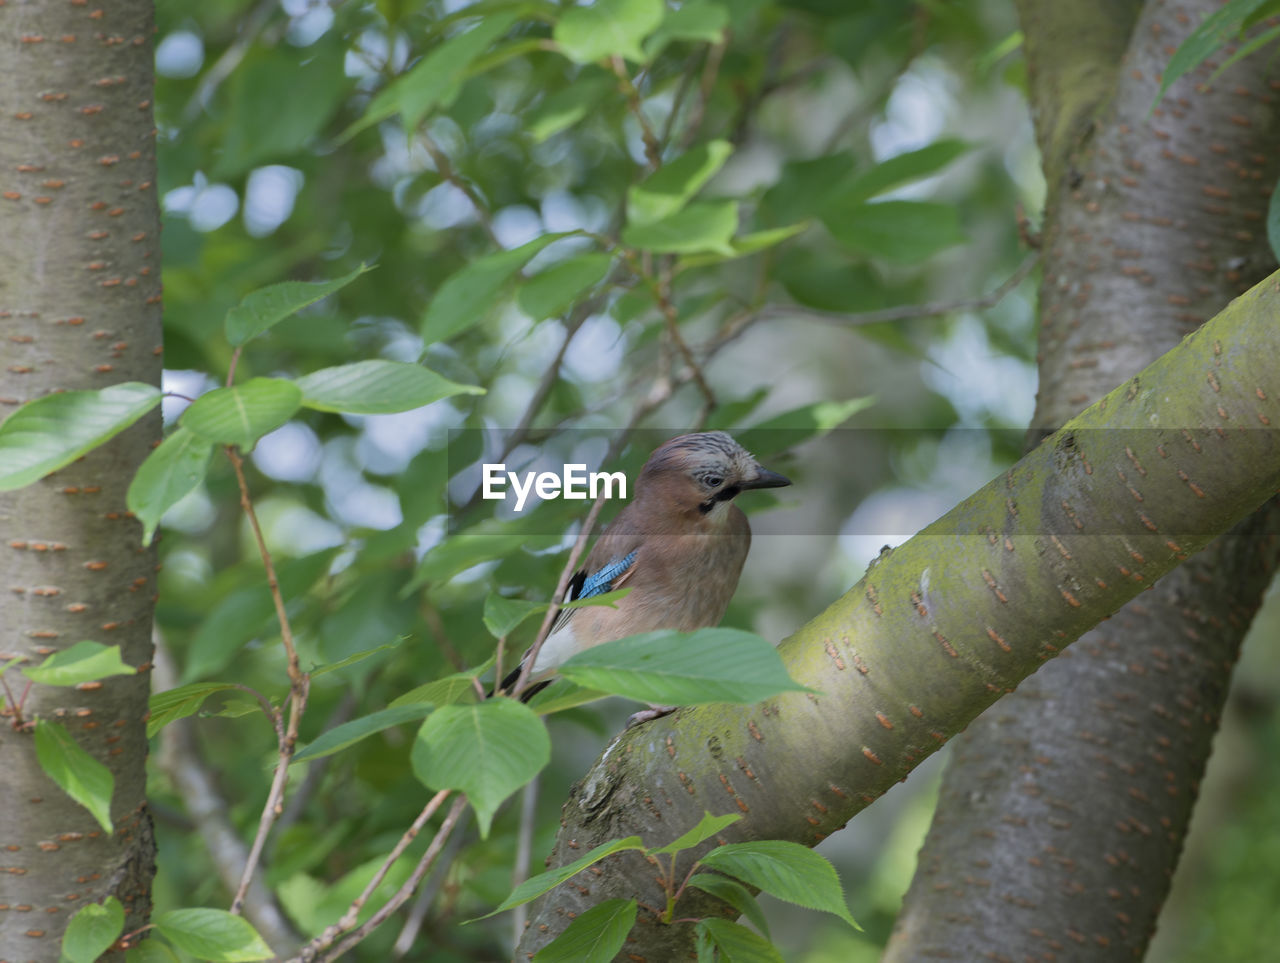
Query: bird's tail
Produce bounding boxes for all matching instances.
[487,664,551,703]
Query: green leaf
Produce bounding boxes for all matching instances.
[483,593,547,639]
[525,680,612,715]
[677,223,810,270]
[560,587,632,611]
[23,641,135,687]
[152,908,273,962]
[477,836,646,919]
[421,234,568,344]
[63,897,125,963]
[695,918,784,962]
[293,704,435,764]
[1207,23,1280,85]
[310,638,405,679]
[822,200,964,263]
[652,811,742,857]
[391,655,494,708]
[180,378,302,450]
[688,875,771,938]
[411,699,550,836]
[346,11,519,138]
[533,899,637,963]
[147,683,243,738]
[528,74,615,142]
[555,0,665,64]
[126,939,181,963]
[840,139,971,204]
[517,253,614,321]
[296,360,483,414]
[760,154,856,226]
[737,396,875,458]
[127,426,214,546]
[0,382,161,492]
[628,141,733,226]
[224,263,371,346]
[183,548,339,683]
[33,719,115,834]
[1154,0,1273,107]
[1268,171,1280,264]
[622,201,738,255]
[643,0,729,58]
[699,840,860,929]
[558,628,811,706]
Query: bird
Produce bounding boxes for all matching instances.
[496,431,790,714]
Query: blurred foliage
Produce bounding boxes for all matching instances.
[130,0,1277,959]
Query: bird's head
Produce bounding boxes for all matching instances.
[639,431,791,520]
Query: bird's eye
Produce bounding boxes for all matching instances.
[702,473,724,488]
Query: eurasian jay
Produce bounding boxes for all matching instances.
[498,431,790,705]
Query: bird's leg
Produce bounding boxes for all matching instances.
[626,704,677,727]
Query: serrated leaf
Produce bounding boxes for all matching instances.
[63,897,125,963]
[180,378,302,451]
[33,719,115,834]
[628,141,733,226]
[644,0,729,58]
[622,201,738,255]
[344,12,519,139]
[225,263,371,346]
[152,908,273,962]
[296,360,483,414]
[1155,0,1273,107]
[483,593,547,639]
[23,641,134,687]
[421,234,568,344]
[533,899,637,963]
[127,426,213,546]
[558,628,811,705]
[699,840,860,929]
[528,75,615,142]
[476,836,646,919]
[555,0,665,64]
[0,382,161,492]
[822,200,964,263]
[652,811,742,857]
[517,253,614,321]
[688,875,770,938]
[840,139,971,204]
[147,683,243,738]
[411,699,550,836]
[695,918,784,962]
[293,704,435,764]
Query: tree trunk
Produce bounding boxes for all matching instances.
[0,1,162,958]
[515,270,1280,959]
[885,0,1280,959]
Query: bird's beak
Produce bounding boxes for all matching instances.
[740,467,791,490]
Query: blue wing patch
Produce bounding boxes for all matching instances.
[576,550,637,601]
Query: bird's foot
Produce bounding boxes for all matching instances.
[626,705,676,728]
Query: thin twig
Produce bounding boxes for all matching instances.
[182,0,278,122]
[226,446,312,915]
[152,636,300,954]
[661,48,705,147]
[760,251,1040,327]
[391,821,469,956]
[680,41,726,150]
[318,796,471,963]
[511,776,540,944]
[611,55,663,168]
[420,131,501,247]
